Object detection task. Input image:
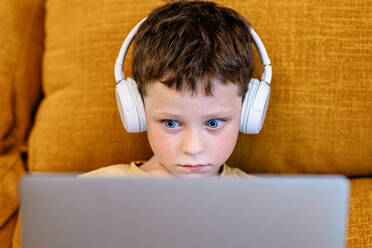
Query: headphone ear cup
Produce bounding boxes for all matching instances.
[115,78,147,132]
[240,78,271,134]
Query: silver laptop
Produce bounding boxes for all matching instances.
[20,175,349,248]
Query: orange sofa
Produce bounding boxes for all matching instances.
[0,0,371,247]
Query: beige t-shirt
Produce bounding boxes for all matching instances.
[80,161,256,178]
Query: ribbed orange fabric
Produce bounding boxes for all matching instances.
[0,0,44,246]
[347,178,372,247]
[29,0,372,175]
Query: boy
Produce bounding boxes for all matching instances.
[82,0,257,178]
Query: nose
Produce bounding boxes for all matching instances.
[182,127,205,156]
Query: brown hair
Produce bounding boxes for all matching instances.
[132,0,254,97]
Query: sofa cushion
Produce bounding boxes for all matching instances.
[0,211,17,248]
[0,0,44,154]
[0,154,25,231]
[0,0,43,246]
[225,1,372,175]
[28,0,160,172]
[29,0,371,176]
[347,178,372,247]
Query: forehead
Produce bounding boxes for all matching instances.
[143,80,242,116]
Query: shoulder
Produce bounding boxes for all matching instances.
[78,162,147,177]
[221,164,257,178]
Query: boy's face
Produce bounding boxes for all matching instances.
[143,80,242,178]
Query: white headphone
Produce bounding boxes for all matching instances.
[115,18,272,134]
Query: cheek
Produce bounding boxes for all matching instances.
[147,124,176,158]
[210,121,240,162]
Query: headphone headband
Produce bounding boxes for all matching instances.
[115,17,272,84]
[115,18,147,83]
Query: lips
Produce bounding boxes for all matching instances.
[180,164,205,167]
[178,164,209,171]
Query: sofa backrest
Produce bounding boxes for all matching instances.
[20,0,372,176]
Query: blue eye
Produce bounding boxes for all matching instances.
[206,119,224,128]
[163,120,180,129]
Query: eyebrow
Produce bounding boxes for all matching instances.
[154,111,233,119]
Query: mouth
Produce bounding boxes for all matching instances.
[178,164,209,171]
